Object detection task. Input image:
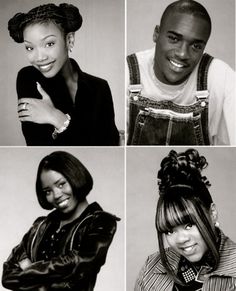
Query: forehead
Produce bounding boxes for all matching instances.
[40,169,65,187]
[23,21,63,42]
[160,12,210,42]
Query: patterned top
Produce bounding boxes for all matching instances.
[135,230,236,291]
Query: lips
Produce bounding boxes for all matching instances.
[168,58,188,72]
[37,61,55,72]
[57,198,69,209]
[180,244,196,255]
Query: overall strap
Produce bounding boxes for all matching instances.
[197,53,213,91]
[127,53,141,85]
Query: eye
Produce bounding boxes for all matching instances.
[57,181,66,189]
[185,223,193,230]
[46,42,55,48]
[25,46,33,52]
[167,35,179,43]
[165,229,174,236]
[192,43,204,51]
[44,189,52,196]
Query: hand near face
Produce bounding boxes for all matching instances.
[18,82,67,129]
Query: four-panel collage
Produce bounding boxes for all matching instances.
[0,0,235,290]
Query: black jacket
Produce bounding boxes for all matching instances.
[16,59,119,146]
[2,202,120,290]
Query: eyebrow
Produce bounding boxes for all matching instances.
[24,34,57,44]
[167,30,206,44]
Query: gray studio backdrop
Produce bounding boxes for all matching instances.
[127,147,236,291]
[127,0,235,69]
[0,147,125,291]
[0,0,124,145]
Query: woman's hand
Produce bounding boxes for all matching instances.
[18,82,67,129]
[19,258,32,270]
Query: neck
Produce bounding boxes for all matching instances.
[60,199,89,226]
[60,58,78,83]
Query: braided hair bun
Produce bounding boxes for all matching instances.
[8,3,83,43]
[158,149,211,195]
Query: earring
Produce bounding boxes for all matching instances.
[69,47,73,53]
[215,221,220,228]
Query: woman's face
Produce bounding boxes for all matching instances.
[40,169,79,214]
[23,22,69,78]
[165,223,209,263]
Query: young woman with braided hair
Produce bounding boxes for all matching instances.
[135,149,236,291]
[8,3,119,146]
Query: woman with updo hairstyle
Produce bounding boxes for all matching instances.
[135,149,236,291]
[2,151,120,290]
[8,3,119,146]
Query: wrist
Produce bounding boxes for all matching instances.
[52,113,71,139]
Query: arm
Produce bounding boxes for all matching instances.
[16,68,68,145]
[2,217,46,290]
[3,213,119,289]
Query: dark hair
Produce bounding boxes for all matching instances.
[8,3,82,43]
[160,0,212,36]
[36,151,93,210]
[155,149,219,285]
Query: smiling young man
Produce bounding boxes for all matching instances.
[127,0,235,145]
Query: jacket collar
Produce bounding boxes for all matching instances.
[153,230,236,278]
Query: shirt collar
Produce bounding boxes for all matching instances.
[153,230,236,278]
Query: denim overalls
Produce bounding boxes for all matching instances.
[127,53,213,145]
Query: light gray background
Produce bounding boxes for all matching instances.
[0,0,125,145]
[127,0,235,70]
[0,147,125,291]
[127,147,236,291]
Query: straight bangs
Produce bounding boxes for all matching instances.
[156,196,196,234]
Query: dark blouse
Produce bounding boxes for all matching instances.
[16,59,119,146]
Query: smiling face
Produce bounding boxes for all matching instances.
[153,12,211,85]
[40,169,79,214]
[165,223,209,263]
[23,22,72,78]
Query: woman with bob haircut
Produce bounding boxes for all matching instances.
[135,149,236,290]
[2,151,120,291]
[8,3,119,146]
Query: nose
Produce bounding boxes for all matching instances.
[35,48,48,63]
[175,230,190,244]
[53,187,63,200]
[175,42,189,60]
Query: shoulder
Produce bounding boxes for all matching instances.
[208,57,235,87]
[127,47,154,67]
[17,65,40,80]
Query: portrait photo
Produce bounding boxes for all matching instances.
[0,147,124,291]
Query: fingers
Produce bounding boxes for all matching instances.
[36,82,47,99]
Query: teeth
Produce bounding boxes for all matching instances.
[170,59,184,68]
[58,199,69,208]
[40,64,51,69]
[183,245,194,252]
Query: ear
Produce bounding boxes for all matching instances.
[66,32,75,51]
[209,203,218,225]
[153,25,160,43]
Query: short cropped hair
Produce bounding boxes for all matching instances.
[8,3,83,43]
[36,151,93,210]
[160,0,212,35]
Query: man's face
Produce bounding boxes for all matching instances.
[154,12,211,85]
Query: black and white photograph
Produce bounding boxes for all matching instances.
[1,0,124,146]
[127,0,235,145]
[0,147,124,291]
[127,147,236,290]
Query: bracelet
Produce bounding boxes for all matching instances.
[52,114,71,139]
